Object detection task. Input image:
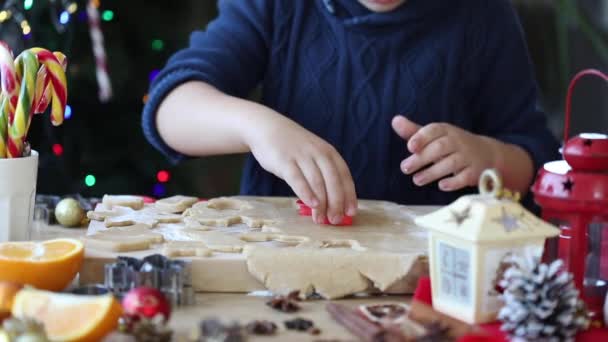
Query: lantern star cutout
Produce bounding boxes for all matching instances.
[562,178,574,192]
[583,139,593,147]
[447,206,471,226]
[493,208,520,233]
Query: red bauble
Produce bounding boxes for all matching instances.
[121,287,171,322]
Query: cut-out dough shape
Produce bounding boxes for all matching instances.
[180,230,245,253]
[83,225,164,252]
[244,245,420,299]
[155,195,198,213]
[161,241,212,257]
[238,232,311,246]
[102,195,144,210]
[298,239,366,251]
[183,217,213,231]
[91,206,182,229]
[184,198,278,228]
[87,204,133,221]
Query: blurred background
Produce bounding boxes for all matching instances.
[1,0,607,199]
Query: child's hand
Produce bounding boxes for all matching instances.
[391,115,499,192]
[246,112,357,224]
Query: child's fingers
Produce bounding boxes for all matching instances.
[332,154,357,217]
[401,136,454,175]
[316,153,345,225]
[283,162,318,210]
[391,115,420,141]
[297,158,328,222]
[412,153,467,186]
[438,167,477,191]
[408,123,448,153]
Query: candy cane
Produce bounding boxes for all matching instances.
[28,48,67,127]
[33,51,67,116]
[0,43,17,158]
[7,50,39,158]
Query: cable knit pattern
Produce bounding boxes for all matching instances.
[142,0,560,206]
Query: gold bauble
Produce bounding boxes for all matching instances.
[54,198,85,228]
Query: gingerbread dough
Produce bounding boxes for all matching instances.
[155,195,198,213]
[102,195,144,210]
[88,204,182,228]
[161,241,212,257]
[183,198,278,228]
[244,245,421,299]
[83,225,164,252]
[86,204,133,221]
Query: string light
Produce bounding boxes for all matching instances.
[67,3,78,14]
[20,19,31,36]
[64,105,72,119]
[151,39,164,51]
[59,10,69,25]
[85,174,96,187]
[52,143,64,156]
[142,94,149,104]
[148,69,160,82]
[23,0,33,11]
[157,170,170,183]
[101,10,113,21]
[153,183,166,197]
[0,10,11,22]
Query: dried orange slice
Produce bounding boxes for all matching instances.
[0,238,84,291]
[12,288,122,341]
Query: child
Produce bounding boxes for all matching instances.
[142,0,560,224]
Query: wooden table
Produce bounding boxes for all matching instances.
[31,222,417,341]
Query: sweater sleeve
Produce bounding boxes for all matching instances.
[469,0,560,174]
[142,0,272,163]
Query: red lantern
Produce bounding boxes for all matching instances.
[533,69,608,322]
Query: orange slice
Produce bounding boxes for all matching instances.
[0,239,84,291]
[12,288,122,342]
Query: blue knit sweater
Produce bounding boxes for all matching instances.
[142,0,560,205]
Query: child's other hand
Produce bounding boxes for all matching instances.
[391,115,498,192]
[247,113,357,224]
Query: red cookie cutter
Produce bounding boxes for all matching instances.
[296,199,353,226]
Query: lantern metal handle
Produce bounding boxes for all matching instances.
[478,169,520,201]
[564,69,608,143]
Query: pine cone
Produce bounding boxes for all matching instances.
[498,255,590,342]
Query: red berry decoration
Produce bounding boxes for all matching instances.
[121,287,171,323]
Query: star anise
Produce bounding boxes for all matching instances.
[284,318,314,331]
[245,320,277,335]
[266,291,301,313]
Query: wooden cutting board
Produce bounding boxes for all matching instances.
[80,196,434,297]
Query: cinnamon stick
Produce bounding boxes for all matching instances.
[326,303,408,342]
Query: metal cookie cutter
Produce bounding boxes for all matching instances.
[104,254,194,306]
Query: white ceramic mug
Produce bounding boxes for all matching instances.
[0,150,38,242]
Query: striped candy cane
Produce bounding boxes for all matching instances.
[0,42,17,158]
[7,50,39,158]
[87,0,112,102]
[28,48,67,127]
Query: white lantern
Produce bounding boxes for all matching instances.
[414,169,560,324]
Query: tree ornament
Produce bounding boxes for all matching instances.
[121,287,171,323]
[498,255,590,341]
[54,198,85,227]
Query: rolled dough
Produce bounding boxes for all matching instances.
[244,245,422,299]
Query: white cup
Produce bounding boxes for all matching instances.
[0,150,38,242]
